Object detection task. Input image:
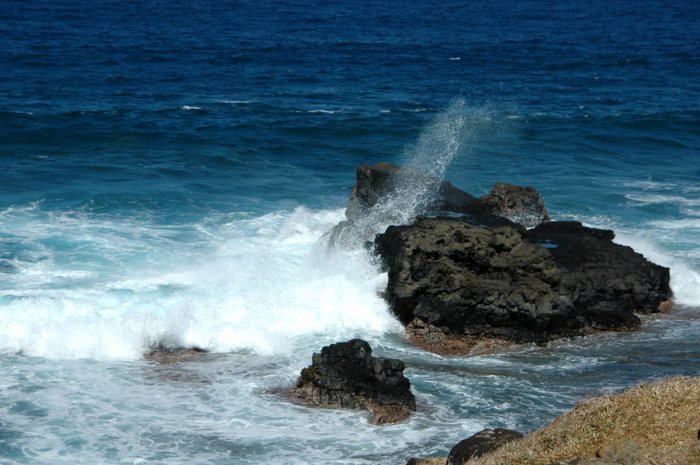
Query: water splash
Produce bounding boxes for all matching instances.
[0,206,401,360]
[328,98,493,248]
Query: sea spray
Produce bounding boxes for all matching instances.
[326,99,495,249]
[0,206,401,359]
[613,232,700,307]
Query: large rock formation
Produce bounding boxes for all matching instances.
[290,339,416,424]
[373,217,672,353]
[329,163,672,353]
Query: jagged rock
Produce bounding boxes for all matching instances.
[345,163,518,227]
[481,183,550,228]
[406,318,513,355]
[329,163,544,249]
[346,162,403,221]
[290,339,416,424]
[373,217,672,353]
[447,428,524,464]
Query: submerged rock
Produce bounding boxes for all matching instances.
[144,346,208,364]
[447,428,524,464]
[374,217,672,353]
[290,339,416,425]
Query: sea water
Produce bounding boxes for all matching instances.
[1,1,699,464]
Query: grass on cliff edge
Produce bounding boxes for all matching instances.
[461,376,700,465]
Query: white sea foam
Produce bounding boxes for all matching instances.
[0,206,401,360]
[623,180,700,193]
[614,232,700,306]
[182,105,202,111]
[220,99,253,105]
[648,218,700,230]
[625,193,700,207]
[330,98,493,248]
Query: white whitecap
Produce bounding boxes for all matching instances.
[614,232,700,307]
[648,218,700,230]
[625,193,700,207]
[220,100,252,105]
[0,206,402,360]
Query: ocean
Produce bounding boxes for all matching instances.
[1,0,699,463]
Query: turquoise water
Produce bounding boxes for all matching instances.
[1,1,699,463]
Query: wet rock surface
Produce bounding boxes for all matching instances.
[346,163,526,227]
[144,346,209,364]
[329,163,523,248]
[374,217,672,352]
[290,339,416,424]
[331,163,673,353]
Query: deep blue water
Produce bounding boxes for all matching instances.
[1,1,699,464]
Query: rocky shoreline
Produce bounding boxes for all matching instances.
[340,162,672,355]
[142,163,681,463]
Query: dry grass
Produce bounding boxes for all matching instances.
[466,376,700,465]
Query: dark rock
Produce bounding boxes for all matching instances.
[346,163,519,228]
[527,222,672,321]
[144,346,208,364]
[346,162,403,221]
[330,163,546,250]
[481,182,550,228]
[290,339,416,424]
[447,428,524,464]
[405,458,440,465]
[374,217,672,353]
